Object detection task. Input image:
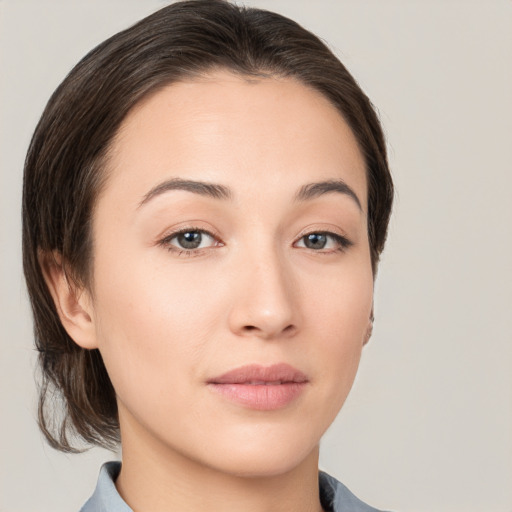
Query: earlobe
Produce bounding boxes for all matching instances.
[39,250,99,350]
[363,309,374,346]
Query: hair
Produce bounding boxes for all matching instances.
[22,0,393,452]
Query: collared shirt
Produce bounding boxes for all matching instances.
[80,461,389,512]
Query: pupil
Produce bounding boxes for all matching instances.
[305,233,327,249]
[178,231,201,249]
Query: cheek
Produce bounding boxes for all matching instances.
[302,246,373,334]
[301,258,373,407]
[89,249,223,406]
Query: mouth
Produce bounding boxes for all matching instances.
[207,363,308,410]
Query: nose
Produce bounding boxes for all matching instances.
[227,248,299,340]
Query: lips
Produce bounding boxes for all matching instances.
[207,363,308,410]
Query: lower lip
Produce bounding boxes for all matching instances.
[207,382,307,410]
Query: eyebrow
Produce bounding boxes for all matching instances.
[138,177,362,211]
[294,179,362,211]
[138,178,232,208]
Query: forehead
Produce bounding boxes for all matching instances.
[104,70,367,210]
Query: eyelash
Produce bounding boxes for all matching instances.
[158,226,353,258]
[296,231,353,252]
[157,227,220,258]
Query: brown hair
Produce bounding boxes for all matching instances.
[22,0,393,452]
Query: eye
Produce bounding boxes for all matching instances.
[159,228,219,255]
[295,232,352,252]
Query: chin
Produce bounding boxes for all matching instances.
[195,428,320,479]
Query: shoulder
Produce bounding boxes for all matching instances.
[319,471,393,512]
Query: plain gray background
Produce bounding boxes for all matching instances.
[1,1,511,511]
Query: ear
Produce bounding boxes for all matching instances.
[39,250,99,350]
[363,307,374,346]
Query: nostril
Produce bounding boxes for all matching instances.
[241,324,296,337]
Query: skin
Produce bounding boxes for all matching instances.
[46,70,374,512]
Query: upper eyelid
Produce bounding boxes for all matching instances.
[295,226,352,243]
[168,227,216,238]
[295,231,352,248]
[161,227,347,240]
[159,225,219,243]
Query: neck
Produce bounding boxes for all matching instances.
[115,419,324,512]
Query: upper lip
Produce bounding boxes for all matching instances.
[208,363,308,385]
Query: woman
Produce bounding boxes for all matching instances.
[22,1,393,511]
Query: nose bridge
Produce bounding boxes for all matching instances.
[229,237,298,339]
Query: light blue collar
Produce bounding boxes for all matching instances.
[80,461,388,512]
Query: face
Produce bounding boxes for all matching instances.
[87,70,373,477]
